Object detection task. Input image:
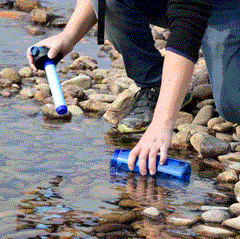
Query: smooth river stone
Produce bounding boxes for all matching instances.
[201,209,231,223]
[230,203,240,216]
[192,225,237,238]
[166,212,200,227]
[222,215,240,230]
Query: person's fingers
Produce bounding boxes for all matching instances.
[148,147,159,175]
[160,145,168,165]
[47,45,60,59]
[26,47,38,72]
[138,148,150,175]
[128,147,141,171]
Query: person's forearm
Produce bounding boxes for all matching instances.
[153,50,195,128]
[63,0,97,44]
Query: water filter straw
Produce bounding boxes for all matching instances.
[30,46,67,115]
[111,149,191,179]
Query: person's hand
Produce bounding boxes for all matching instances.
[27,32,76,72]
[128,121,173,176]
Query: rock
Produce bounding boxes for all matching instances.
[208,117,226,130]
[201,206,230,212]
[192,225,237,238]
[218,152,240,163]
[230,203,240,216]
[212,122,234,133]
[67,105,83,116]
[62,85,85,99]
[0,68,22,84]
[201,209,231,223]
[65,96,78,105]
[191,105,214,126]
[177,123,209,135]
[70,51,79,60]
[215,132,233,142]
[61,75,92,90]
[142,207,163,220]
[0,0,14,9]
[190,133,208,154]
[15,0,41,12]
[0,78,12,88]
[103,89,135,125]
[166,212,200,227]
[230,142,240,151]
[234,181,240,197]
[200,135,231,157]
[34,89,51,101]
[118,211,137,223]
[1,89,12,97]
[216,170,238,183]
[222,216,240,230]
[89,69,108,83]
[111,56,124,69]
[30,9,55,23]
[20,87,34,98]
[92,223,128,233]
[171,131,191,150]
[203,158,222,169]
[174,111,194,129]
[236,125,240,140]
[192,83,212,100]
[118,199,140,208]
[25,25,45,35]
[78,100,110,113]
[196,99,215,109]
[50,18,68,28]
[18,66,33,78]
[222,160,240,173]
[88,94,117,103]
[42,104,72,119]
[109,83,125,95]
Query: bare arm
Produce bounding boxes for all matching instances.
[128,50,194,175]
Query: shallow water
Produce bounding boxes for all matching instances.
[0,1,238,238]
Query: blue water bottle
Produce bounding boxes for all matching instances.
[110,149,191,179]
[30,46,68,115]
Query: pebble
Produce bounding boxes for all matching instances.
[222,215,240,230]
[166,212,200,227]
[229,203,240,216]
[142,207,163,220]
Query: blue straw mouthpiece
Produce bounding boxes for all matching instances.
[56,105,68,115]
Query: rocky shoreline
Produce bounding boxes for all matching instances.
[0,0,240,238]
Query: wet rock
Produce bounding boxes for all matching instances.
[191,105,214,126]
[1,89,12,97]
[103,89,135,125]
[15,0,41,12]
[92,223,128,233]
[88,94,117,103]
[190,132,209,154]
[203,158,222,169]
[166,212,200,227]
[118,199,140,208]
[118,210,137,223]
[1,229,48,239]
[61,75,92,90]
[42,104,72,119]
[221,160,240,174]
[216,170,238,183]
[222,216,240,230]
[142,207,163,220]
[196,99,215,109]
[25,25,45,35]
[79,100,110,113]
[70,51,79,60]
[201,209,231,223]
[34,83,50,92]
[192,225,237,238]
[34,89,51,101]
[0,78,13,88]
[0,68,22,84]
[200,135,231,157]
[62,84,85,99]
[192,83,212,100]
[50,18,68,28]
[212,122,234,133]
[18,66,33,78]
[201,206,230,212]
[230,203,240,216]
[67,105,83,115]
[131,220,144,230]
[0,0,14,9]
[176,123,209,135]
[19,87,34,98]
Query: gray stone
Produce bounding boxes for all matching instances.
[88,94,117,103]
[0,68,22,84]
[61,75,92,90]
[196,99,215,109]
[216,170,239,183]
[166,212,200,227]
[201,206,230,212]
[230,203,240,216]
[192,83,212,100]
[222,216,240,230]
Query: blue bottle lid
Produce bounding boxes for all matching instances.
[56,105,68,115]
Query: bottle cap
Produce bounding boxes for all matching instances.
[56,105,68,115]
